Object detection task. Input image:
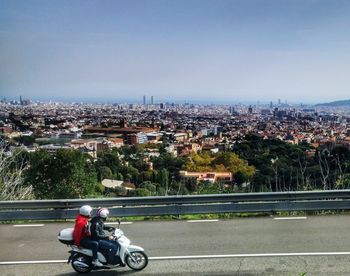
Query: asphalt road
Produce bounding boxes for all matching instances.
[1,215,350,275]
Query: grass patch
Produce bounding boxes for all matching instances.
[2,210,350,224]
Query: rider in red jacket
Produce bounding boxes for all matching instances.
[73,213,90,247]
[73,205,103,267]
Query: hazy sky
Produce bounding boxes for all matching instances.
[1,0,350,104]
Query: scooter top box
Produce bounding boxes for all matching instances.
[58,228,74,245]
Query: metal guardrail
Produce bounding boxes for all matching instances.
[1,190,350,221]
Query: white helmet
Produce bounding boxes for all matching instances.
[79,205,92,217]
[97,208,109,219]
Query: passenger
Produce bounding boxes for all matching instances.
[73,205,103,267]
[90,208,120,264]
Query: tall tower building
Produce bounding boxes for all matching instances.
[229,106,235,115]
[151,96,154,105]
[248,105,253,114]
[143,95,146,105]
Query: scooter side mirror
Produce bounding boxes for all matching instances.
[117,219,121,229]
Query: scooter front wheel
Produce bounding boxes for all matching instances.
[125,251,148,271]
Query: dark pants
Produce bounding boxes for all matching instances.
[81,238,99,260]
[98,240,119,264]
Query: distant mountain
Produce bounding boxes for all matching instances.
[316,99,350,107]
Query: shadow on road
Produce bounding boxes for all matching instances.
[57,271,137,276]
[56,273,257,276]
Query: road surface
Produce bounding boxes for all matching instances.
[1,215,350,275]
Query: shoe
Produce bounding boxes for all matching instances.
[92,259,104,267]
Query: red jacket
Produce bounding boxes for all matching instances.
[73,214,90,247]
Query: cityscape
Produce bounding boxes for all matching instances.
[1,95,350,197]
[2,95,350,156]
[3,0,350,274]
[0,96,350,152]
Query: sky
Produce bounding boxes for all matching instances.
[1,0,350,104]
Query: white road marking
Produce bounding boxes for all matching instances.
[187,219,219,223]
[13,224,45,227]
[3,252,350,265]
[106,222,133,225]
[0,260,67,265]
[273,217,307,220]
[150,252,350,260]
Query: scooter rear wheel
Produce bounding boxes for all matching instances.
[71,254,92,274]
[125,251,148,271]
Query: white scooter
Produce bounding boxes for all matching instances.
[58,220,148,273]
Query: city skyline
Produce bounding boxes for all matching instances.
[3,94,343,106]
[1,0,350,103]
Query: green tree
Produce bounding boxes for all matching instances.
[184,152,213,172]
[214,152,255,179]
[235,170,248,186]
[135,188,152,197]
[139,181,157,195]
[115,172,124,181]
[233,135,319,191]
[184,177,197,193]
[25,149,98,199]
[96,149,120,174]
[168,180,189,195]
[152,153,185,180]
[182,152,255,182]
[159,168,170,195]
[115,186,127,196]
[97,166,112,182]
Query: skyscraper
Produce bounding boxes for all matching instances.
[151,96,154,105]
[143,95,146,105]
[229,106,235,115]
[248,105,253,114]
